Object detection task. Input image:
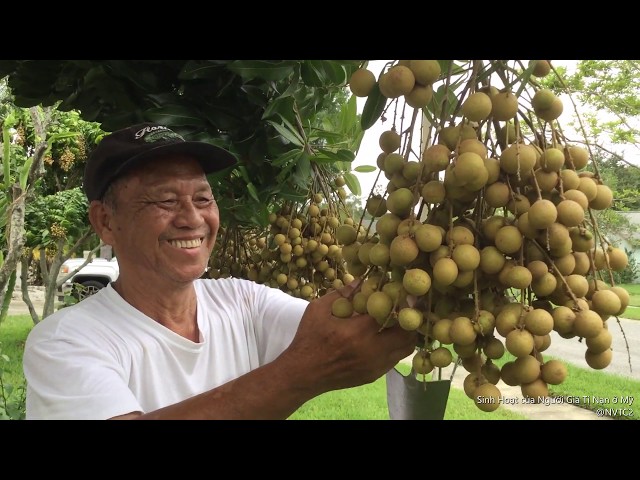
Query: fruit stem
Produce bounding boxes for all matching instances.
[530,238,582,309]
[587,207,616,286]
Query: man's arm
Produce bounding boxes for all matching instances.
[116,284,417,420]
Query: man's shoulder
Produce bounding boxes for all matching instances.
[26,288,114,344]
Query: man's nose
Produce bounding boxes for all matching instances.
[173,199,202,227]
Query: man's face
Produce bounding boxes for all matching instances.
[94,155,220,288]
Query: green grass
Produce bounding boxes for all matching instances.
[0,315,31,385]
[623,306,640,320]
[618,284,640,320]
[0,314,31,419]
[544,354,640,420]
[290,363,526,420]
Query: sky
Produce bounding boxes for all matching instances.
[350,60,639,205]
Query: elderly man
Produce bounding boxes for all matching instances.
[23,122,416,419]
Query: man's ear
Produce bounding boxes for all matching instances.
[89,201,116,246]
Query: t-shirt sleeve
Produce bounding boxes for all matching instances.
[238,280,309,365]
[24,329,142,420]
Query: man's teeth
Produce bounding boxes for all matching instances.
[170,238,202,249]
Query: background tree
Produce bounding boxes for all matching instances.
[542,60,640,169]
[0,82,105,322]
[0,60,365,225]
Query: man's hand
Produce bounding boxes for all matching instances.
[282,281,418,397]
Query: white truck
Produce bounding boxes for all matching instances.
[56,257,119,301]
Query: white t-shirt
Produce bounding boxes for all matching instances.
[23,278,309,419]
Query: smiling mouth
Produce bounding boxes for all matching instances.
[169,238,204,249]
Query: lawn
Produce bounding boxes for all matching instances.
[619,284,640,320]
[289,363,526,420]
[0,314,31,419]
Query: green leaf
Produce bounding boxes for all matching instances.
[262,96,295,122]
[246,182,260,203]
[354,165,377,173]
[272,149,301,167]
[145,105,206,127]
[227,61,296,82]
[341,94,358,132]
[343,172,361,196]
[514,61,537,98]
[2,124,10,189]
[292,153,312,189]
[19,157,33,190]
[45,131,80,149]
[361,83,387,130]
[314,148,354,164]
[178,60,226,80]
[266,120,304,147]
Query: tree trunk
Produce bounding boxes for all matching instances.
[0,183,26,297]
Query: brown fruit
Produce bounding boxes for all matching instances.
[379,130,401,153]
[423,144,451,172]
[461,92,493,122]
[494,225,523,255]
[513,355,541,384]
[379,65,415,98]
[591,289,622,316]
[433,257,459,286]
[589,184,613,210]
[524,309,554,336]
[366,291,394,325]
[566,146,589,170]
[530,60,551,77]
[331,297,354,318]
[585,328,613,354]
[573,310,604,339]
[430,347,453,368]
[402,268,432,296]
[473,383,502,412]
[541,359,567,385]
[398,307,424,331]
[585,348,612,370]
[539,147,565,172]
[421,180,446,204]
[349,68,376,97]
[405,84,434,108]
[449,316,477,346]
[491,91,519,121]
[409,60,441,85]
[389,234,419,266]
[413,351,434,374]
[506,329,535,357]
[528,199,558,229]
[556,199,584,227]
[521,378,549,401]
[452,244,480,271]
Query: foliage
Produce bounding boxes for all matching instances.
[24,187,91,252]
[0,60,366,230]
[587,152,640,210]
[541,60,640,167]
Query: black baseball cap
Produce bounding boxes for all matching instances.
[83,122,237,201]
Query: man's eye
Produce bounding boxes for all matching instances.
[157,199,178,207]
[196,197,214,205]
